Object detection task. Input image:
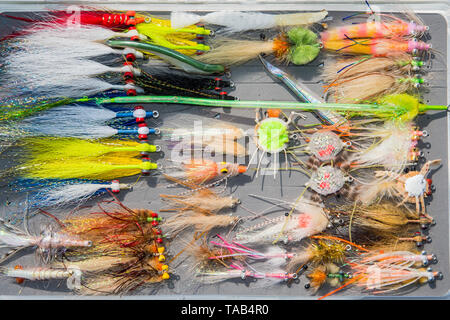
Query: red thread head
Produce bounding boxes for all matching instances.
[123,72,134,80]
[125,53,136,62]
[127,89,137,96]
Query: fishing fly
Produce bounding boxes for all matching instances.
[9,178,132,209]
[357,159,441,222]
[0,104,160,141]
[259,55,348,127]
[0,265,82,288]
[237,195,427,248]
[1,9,213,55]
[162,115,247,158]
[39,195,173,295]
[250,108,350,178]
[322,54,425,84]
[0,216,92,264]
[162,159,247,187]
[341,120,428,175]
[170,10,328,32]
[233,198,329,245]
[1,91,445,127]
[195,21,432,67]
[324,72,428,103]
[159,161,246,237]
[161,175,240,216]
[1,137,160,181]
[0,24,231,108]
[194,27,323,67]
[68,93,448,123]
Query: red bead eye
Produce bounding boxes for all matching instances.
[125,53,136,62]
[426,179,433,196]
[127,89,137,96]
[123,72,134,80]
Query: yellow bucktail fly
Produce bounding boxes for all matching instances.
[135,22,211,55]
[14,138,159,180]
[21,155,157,181]
[20,137,160,162]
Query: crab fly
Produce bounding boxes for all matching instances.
[251,108,354,180]
[305,164,356,202]
[0,217,92,264]
[287,159,356,204]
[288,123,353,166]
[374,159,440,222]
[250,108,307,178]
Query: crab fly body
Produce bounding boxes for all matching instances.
[289,158,356,203]
[251,108,308,177]
[375,159,440,222]
[304,130,351,163]
[307,165,354,198]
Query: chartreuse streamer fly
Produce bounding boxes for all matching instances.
[87,94,447,122]
[11,138,159,180]
[1,94,446,123]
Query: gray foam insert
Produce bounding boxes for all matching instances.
[0,11,448,299]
